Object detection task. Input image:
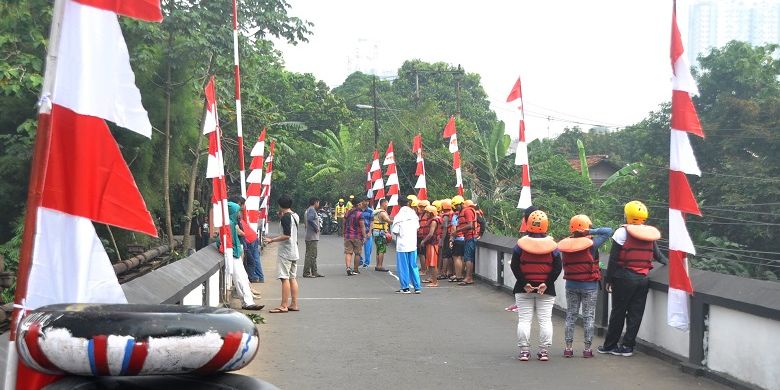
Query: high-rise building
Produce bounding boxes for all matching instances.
[688,0,780,64]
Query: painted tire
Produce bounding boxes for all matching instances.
[17,304,259,376]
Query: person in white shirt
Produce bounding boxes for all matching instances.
[391,197,421,294]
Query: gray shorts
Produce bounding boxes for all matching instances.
[277,257,298,280]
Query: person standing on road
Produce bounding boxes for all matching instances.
[438,198,454,280]
[450,196,477,285]
[343,199,367,276]
[421,205,442,288]
[263,195,301,313]
[303,197,324,278]
[225,199,264,311]
[372,198,393,272]
[598,201,666,357]
[416,199,430,276]
[558,215,613,358]
[510,210,562,362]
[360,199,375,268]
[335,198,347,237]
[391,197,421,294]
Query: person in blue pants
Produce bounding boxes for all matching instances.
[361,203,374,267]
[391,197,422,294]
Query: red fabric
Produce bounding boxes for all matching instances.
[41,105,157,236]
[562,247,600,282]
[668,250,694,293]
[23,323,57,372]
[519,120,526,142]
[671,91,704,137]
[442,116,456,138]
[240,218,257,243]
[416,161,424,176]
[412,134,422,152]
[506,77,523,103]
[196,332,243,374]
[75,0,163,22]
[387,185,398,195]
[519,251,554,283]
[15,362,62,390]
[374,188,385,200]
[457,207,477,239]
[618,233,655,275]
[669,171,701,215]
[385,141,394,156]
[670,1,684,68]
[372,150,379,161]
[205,76,217,109]
[386,164,396,175]
[249,156,263,170]
[259,128,267,142]
[93,335,110,376]
[416,187,427,200]
[452,151,461,169]
[237,136,245,171]
[521,165,531,186]
[457,185,464,196]
[418,213,431,239]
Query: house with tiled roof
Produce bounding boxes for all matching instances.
[567,154,620,187]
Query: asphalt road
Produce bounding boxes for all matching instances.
[240,229,726,390]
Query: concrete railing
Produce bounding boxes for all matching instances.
[475,233,780,390]
[121,244,223,307]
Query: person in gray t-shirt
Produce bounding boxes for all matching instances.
[263,195,300,313]
[303,197,324,278]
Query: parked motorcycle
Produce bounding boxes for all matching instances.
[318,207,339,235]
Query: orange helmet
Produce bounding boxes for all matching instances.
[526,210,549,234]
[418,199,430,208]
[441,199,452,210]
[569,214,592,234]
[424,205,438,215]
[463,200,475,208]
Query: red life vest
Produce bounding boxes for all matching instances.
[558,236,599,281]
[617,225,661,276]
[418,213,431,239]
[517,236,557,283]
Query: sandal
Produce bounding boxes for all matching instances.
[457,281,474,286]
[425,283,439,288]
[287,307,300,312]
[448,277,464,283]
[269,307,288,313]
[421,279,432,284]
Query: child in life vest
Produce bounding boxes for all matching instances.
[509,210,562,361]
[557,215,612,358]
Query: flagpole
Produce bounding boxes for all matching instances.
[232,0,247,198]
[5,1,66,387]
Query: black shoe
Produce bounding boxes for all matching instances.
[354,269,361,274]
[347,268,355,276]
[374,267,389,272]
[597,345,616,354]
[610,345,634,357]
[314,273,325,277]
[303,273,315,278]
[395,289,411,294]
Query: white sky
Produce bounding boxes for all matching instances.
[276,0,695,141]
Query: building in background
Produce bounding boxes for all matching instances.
[688,0,780,64]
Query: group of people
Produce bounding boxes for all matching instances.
[508,201,665,362]
[336,193,486,294]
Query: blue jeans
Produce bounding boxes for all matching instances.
[244,240,264,282]
[396,251,421,291]
[464,238,477,261]
[362,235,374,266]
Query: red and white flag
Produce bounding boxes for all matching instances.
[246,128,266,232]
[383,142,400,217]
[667,1,701,331]
[258,141,276,233]
[365,162,373,199]
[9,1,162,388]
[412,134,428,200]
[506,76,532,209]
[442,116,463,196]
[371,150,385,203]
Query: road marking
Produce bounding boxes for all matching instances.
[296,297,381,300]
[387,270,400,281]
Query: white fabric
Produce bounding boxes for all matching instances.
[514,142,528,166]
[387,194,399,207]
[517,186,532,209]
[250,140,265,156]
[611,226,627,246]
[416,153,423,162]
[448,135,459,153]
[386,173,399,186]
[669,209,696,254]
[206,152,224,179]
[53,1,152,137]
[414,175,426,189]
[455,168,463,186]
[261,172,272,185]
[383,152,394,165]
[232,258,255,306]
[245,195,260,211]
[370,159,380,172]
[670,130,701,176]
[515,293,555,349]
[372,177,385,190]
[391,206,419,252]
[246,168,263,183]
[203,104,217,135]
[26,208,127,309]
[667,287,690,331]
[212,201,223,228]
[672,57,699,96]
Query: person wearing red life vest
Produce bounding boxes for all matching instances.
[509,210,562,362]
[597,201,667,357]
[438,199,454,281]
[558,215,613,358]
[420,205,442,288]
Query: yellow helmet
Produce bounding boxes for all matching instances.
[441,198,452,210]
[418,199,430,208]
[349,195,355,199]
[432,200,442,211]
[406,194,418,201]
[451,195,465,206]
[424,205,438,215]
[338,198,344,202]
[624,200,649,225]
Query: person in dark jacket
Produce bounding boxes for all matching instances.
[598,201,667,357]
[510,210,562,362]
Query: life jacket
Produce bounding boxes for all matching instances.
[335,204,347,217]
[456,207,477,239]
[558,236,599,281]
[617,224,661,276]
[476,209,486,237]
[418,213,431,239]
[372,209,389,231]
[430,216,443,242]
[517,236,557,283]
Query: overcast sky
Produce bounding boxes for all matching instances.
[276,0,695,141]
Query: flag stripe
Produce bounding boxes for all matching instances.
[671,91,704,137]
[669,171,702,215]
[74,0,163,21]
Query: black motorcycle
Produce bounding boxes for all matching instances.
[318,207,339,235]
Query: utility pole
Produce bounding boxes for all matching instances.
[455,64,463,117]
[414,68,420,108]
[372,75,379,148]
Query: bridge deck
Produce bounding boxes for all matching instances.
[240,232,727,390]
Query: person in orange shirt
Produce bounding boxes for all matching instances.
[420,205,442,287]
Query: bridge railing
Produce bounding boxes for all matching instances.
[476,233,780,390]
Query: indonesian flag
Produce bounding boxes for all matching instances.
[442,116,463,195]
[383,142,400,216]
[506,76,532,209]
[412,134,427,200]
[667,1,701,331]
[371,150,385,202]
[10,1,162,389]
[246,129,266,232]
[258,141,275,233]
[365,162,373,199]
